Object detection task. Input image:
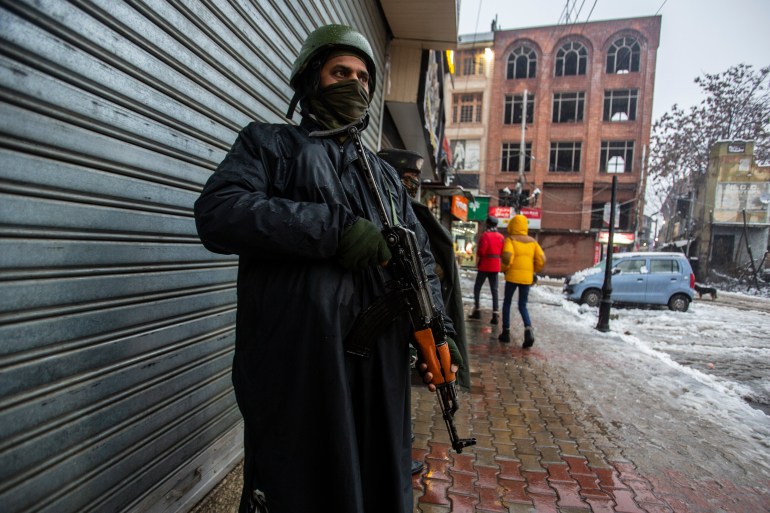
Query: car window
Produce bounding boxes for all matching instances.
[650,259,679,273]
[615,259,645,273]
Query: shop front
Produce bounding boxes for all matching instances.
[452,195,489,268]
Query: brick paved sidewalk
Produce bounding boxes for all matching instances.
[411,317,670,513]
[410,304,770,513]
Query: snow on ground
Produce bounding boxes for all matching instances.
[461,270,770,482]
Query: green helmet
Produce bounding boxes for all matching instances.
[288,24,376,117]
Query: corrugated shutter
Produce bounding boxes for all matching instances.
[0,1,387,512]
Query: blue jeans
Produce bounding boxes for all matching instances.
[473,271,499,311]
[502,282,531,329]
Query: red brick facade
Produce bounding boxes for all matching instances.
[484,17,661,275]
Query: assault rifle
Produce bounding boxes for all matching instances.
[343,124,476,454]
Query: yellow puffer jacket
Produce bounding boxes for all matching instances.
[501,215,546,285]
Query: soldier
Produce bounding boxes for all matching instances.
[194,25,460,513]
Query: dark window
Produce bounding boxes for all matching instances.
[552,92,585,122]
[606,37,641,74]
[616,259,645,273]
[504,94,535,124]
[501,143,532,172]
[590,201,632,230]
[549,142,582,172]
[456,49,486,77]
[600,141,634,173]
[452,93,483,124]
[650,259,680,273]
[555,41,587,76]
[507,45,537,79]
[603,89,638,121]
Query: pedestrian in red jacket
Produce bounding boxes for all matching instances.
[469,216,505,324]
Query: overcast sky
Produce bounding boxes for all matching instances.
[458,0,770,121]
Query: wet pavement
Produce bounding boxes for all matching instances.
[191,284,770,512]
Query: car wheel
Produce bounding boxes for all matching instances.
[581,289,602,307]
[668,294,690,312]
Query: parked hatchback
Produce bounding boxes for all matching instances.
[563,252,695,311]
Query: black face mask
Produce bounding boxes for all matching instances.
[308,79,370,130]
[401,175,420,198]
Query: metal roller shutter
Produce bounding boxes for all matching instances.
[0,1,387,511]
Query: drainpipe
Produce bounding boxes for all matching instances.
[376,39,392,152]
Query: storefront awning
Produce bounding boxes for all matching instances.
[421,184,475,202]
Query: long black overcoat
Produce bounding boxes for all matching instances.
[194,118,452,513]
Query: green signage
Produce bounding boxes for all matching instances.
[468,196,489,222]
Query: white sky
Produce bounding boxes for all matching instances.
[458,0,770,121]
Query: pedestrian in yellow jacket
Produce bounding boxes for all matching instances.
[498,215,546,347]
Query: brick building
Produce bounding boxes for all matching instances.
[446,16,661,276]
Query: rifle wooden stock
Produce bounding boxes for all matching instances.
[412,328,454,386]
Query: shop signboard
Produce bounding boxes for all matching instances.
[468,196,489,221]
[489,206,541,229]
[451,195,469,221]
[597,231,635,244]
[520,207,541,229]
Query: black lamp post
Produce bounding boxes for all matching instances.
[596,175,617,332]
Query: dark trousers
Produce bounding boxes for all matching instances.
[502,282,531,329]
[473,271,499,311]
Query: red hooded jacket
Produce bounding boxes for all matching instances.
[476,227,505,272]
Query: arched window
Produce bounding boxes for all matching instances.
[555,41,587,76]
[506,45,537,79]
[606,37,641,73]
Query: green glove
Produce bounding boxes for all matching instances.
[337,217,392,271]
[446,336,463,369]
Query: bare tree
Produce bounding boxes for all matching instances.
[648,64,770,203]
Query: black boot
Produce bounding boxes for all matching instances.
[490,312,499,325]
[498,329,510,343]
[523,326,535,348]
[411,459,424,474]
[469,309,481,320]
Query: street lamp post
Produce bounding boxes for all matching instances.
[596,175,617,332]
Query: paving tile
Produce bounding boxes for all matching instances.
[447,492,479,513]
[522,470,557,496]
[497,459,525,481]
[638,503,674,513]
[415,503,451,513]
[550,480,589,509]
[610,488,647,513]
[562,455,593,476]
[570,472,601,491]
[475,486,507,512]
[582,449,613,469]
[594,466,629,490]
[450,471,477,496]
[419,478,452,506]
[427,442,452,461]
[492,442,517,459]
[424,457,452,481]
[474,465,499,488]
[518,453,544,472]
[474,447,499,467]
[537,445,563,464]
[544,462,572,483]
[583,496,617,513]
[499,477,530,503]
[529,493,560,513]
[450,453,476,474]
[503,503,536,513]
[512,440,539,456]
